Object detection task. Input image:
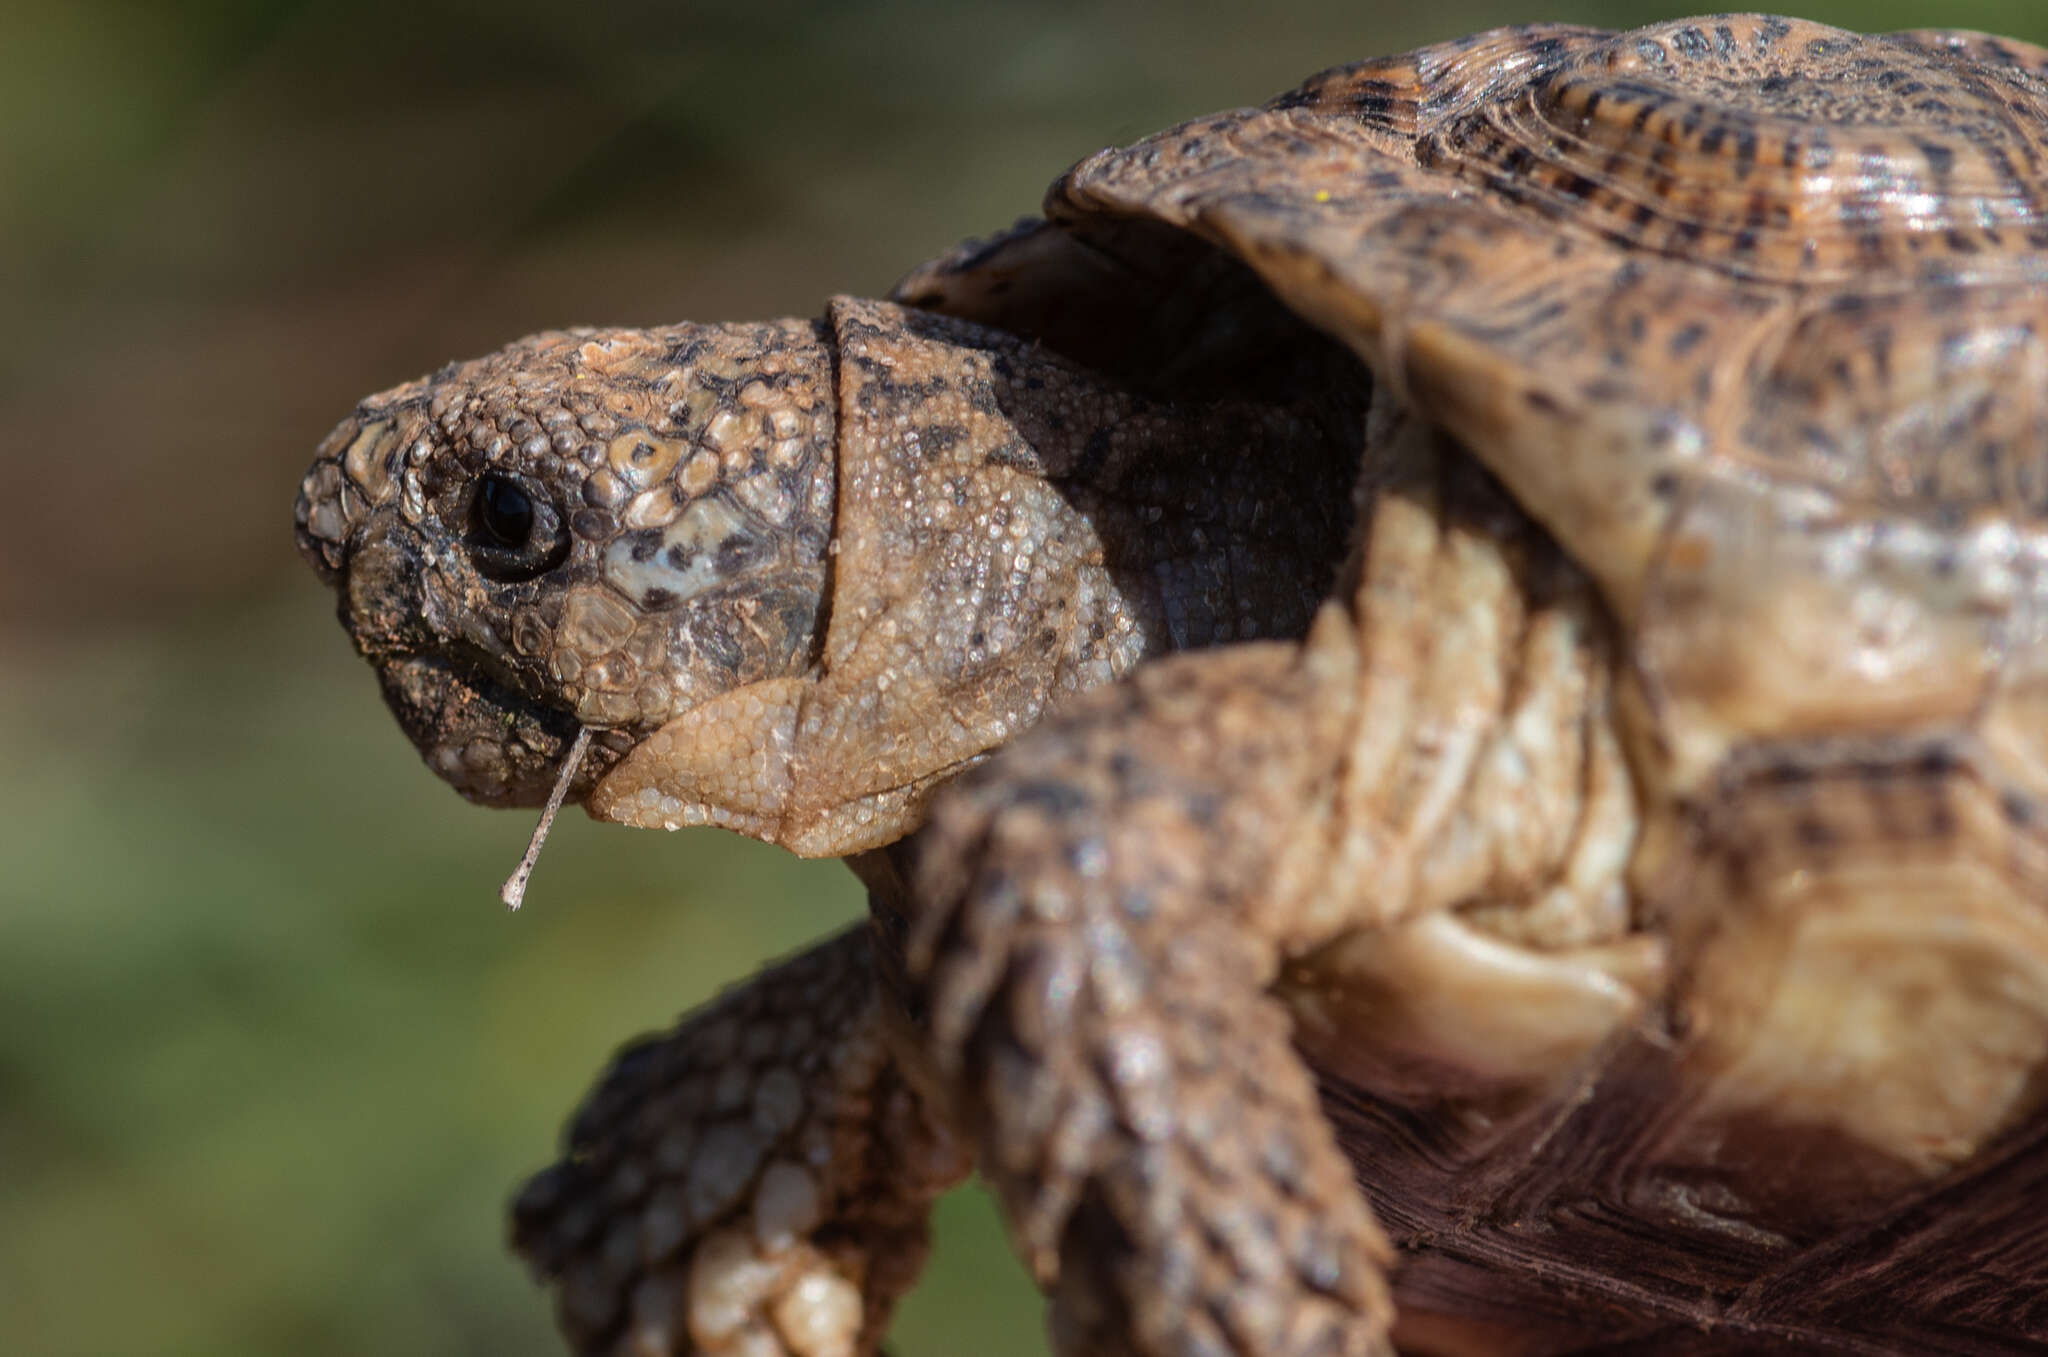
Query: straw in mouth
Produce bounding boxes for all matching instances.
[500,725,595,911]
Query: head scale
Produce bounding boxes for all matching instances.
[294,320,837,807]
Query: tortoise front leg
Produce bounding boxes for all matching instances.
[513,926,969,1356]
[896,423,1632,1357]
[905,647,1398,1357]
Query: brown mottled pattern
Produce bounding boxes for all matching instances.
[908,649,1400,1357]
[907,416,1622,1357]
[298,302,1359,840]
[511,928,967,1357]
[299,283,1363,1350]
[1291,15,2048,285]
[301,12,2048,1357]
[297,320,839,804]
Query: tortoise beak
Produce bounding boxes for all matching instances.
[373,650,604,808]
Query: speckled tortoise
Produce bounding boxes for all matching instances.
[296,13,2048,1356]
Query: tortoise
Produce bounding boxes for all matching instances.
[293,12,2048,1356]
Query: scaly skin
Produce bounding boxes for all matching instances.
[510,928,966,1357]
[299,295,1368,1355]
[903,411,1630,1357]
[302,14,2048,1356]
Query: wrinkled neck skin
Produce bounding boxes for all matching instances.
[587,297,1364,854]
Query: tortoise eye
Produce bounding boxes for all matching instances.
[467,472,569,582]
[475,474,535,548]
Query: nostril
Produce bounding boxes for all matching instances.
[299,411,414,582]
[296,458,352,579]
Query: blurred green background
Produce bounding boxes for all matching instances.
[6,1,2046,1353]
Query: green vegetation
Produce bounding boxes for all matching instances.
[6,1,2045,1353]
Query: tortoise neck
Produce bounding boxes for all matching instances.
[823,295,1365,679]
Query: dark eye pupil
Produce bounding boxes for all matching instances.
[464,471,568,583]
[476,475,534,547]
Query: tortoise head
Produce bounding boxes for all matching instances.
[294,320,838,815]
[298,297,1347,858]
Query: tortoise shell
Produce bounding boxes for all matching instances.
[893,13,2048,1351]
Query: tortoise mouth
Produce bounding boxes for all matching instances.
[375,653,619,808]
